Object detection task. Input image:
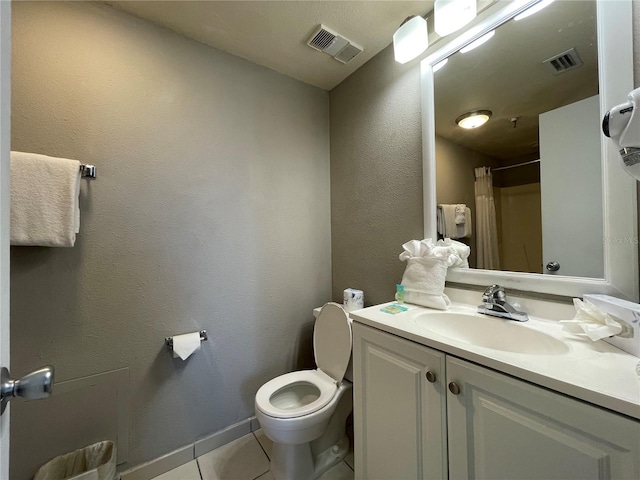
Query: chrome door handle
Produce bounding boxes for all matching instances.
[1,365,54,415]
[546,261,560,272]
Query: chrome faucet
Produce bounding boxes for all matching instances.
[477,285,528,322]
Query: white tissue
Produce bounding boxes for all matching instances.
[560,298,622,341]
[344,288,364,312]
[172,332,201,360]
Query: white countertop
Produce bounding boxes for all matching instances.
[350,301,640,420]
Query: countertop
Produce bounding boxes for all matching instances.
[349,301,640,420]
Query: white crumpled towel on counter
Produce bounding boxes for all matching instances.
[399,239,453,310]
[434,238,471,268]
[560,298,622,341]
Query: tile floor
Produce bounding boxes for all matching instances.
[151,429,354,480]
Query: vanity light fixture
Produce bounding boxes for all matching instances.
[393,15,429,64]
[460,30,495,53]
[434,0,477,37]
[515,0,555,21]
[456,110,492,129]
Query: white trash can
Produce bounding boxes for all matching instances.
[33,441,116,480]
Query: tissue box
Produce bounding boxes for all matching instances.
[583,294,640,357]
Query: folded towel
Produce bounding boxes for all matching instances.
[455,204,466,224]
[437,205,457,237]
[10,151,81,247]
[438,205,472,239]
[461,207,472,237]
[399,239,451,310]
[436,238,471,268]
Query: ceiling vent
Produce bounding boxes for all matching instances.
[542,48,583,75]
[307,25,363,64]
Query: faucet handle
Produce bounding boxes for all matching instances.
[482,284,506,303]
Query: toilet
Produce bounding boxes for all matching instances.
[255,302,353,480]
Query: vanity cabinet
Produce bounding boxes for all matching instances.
[352,322,447,479]
[353,323,640,480]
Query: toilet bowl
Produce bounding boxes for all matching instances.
[255,302,353,480]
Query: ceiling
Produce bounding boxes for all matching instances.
[104,1,596,163]
[106,1,435,91]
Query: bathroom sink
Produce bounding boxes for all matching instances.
[410,311,569,355]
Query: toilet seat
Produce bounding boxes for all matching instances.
[255,369,337,419]
[255,302,352,420]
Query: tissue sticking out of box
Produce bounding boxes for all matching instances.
[560,298,623,342]
[581,294,640,358]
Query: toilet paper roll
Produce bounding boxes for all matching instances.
[343,288,364,312]
[172,332,201,360]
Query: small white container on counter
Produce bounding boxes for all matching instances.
[343,288,364,312]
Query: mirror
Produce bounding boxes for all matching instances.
[434,0,599,277]
[421,0,638,300]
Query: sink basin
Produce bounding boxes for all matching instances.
[410,311,569,355]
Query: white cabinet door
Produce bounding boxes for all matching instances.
[353,323,447,480]
[446,356,640,480]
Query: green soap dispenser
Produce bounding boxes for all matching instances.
[395,284,405,303]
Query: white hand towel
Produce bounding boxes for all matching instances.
[458,207,472,238]
[438,205,472,239]
[455,204,466,224]
[10,151,81,247]
[399,239,451,310]
[438,204,458,238]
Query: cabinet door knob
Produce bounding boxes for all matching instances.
[448,382,461,395]
[425,371,437,383]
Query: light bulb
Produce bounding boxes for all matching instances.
[393,16,429,64]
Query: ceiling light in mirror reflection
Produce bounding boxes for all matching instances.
[432,0,602,279]
[460,30,495,53]
[456,110,492,129]
[434,0,477,37]
[423,0,637,299]
[393,16,428,64]
[515,0,555,21]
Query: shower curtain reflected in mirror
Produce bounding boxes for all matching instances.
[474,167,500,270]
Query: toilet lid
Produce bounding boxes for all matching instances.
[314,302,352,383]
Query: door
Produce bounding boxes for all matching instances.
[539,95,604,278]
[353,323,447,480]
[446,356,640,480]
[0,1,11,476]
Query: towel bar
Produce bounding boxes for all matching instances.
[80,164,96,179]
[165,330,207,350]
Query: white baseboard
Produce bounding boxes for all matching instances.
[194,417,252,457]
[119,416,259,480]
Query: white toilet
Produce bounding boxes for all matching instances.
[255,302,353,480]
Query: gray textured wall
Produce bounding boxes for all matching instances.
[10,2,330,477]
[329,45,423,306]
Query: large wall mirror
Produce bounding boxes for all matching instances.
[421,0,638,300]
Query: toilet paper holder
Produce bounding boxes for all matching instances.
[165,330,208,350]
